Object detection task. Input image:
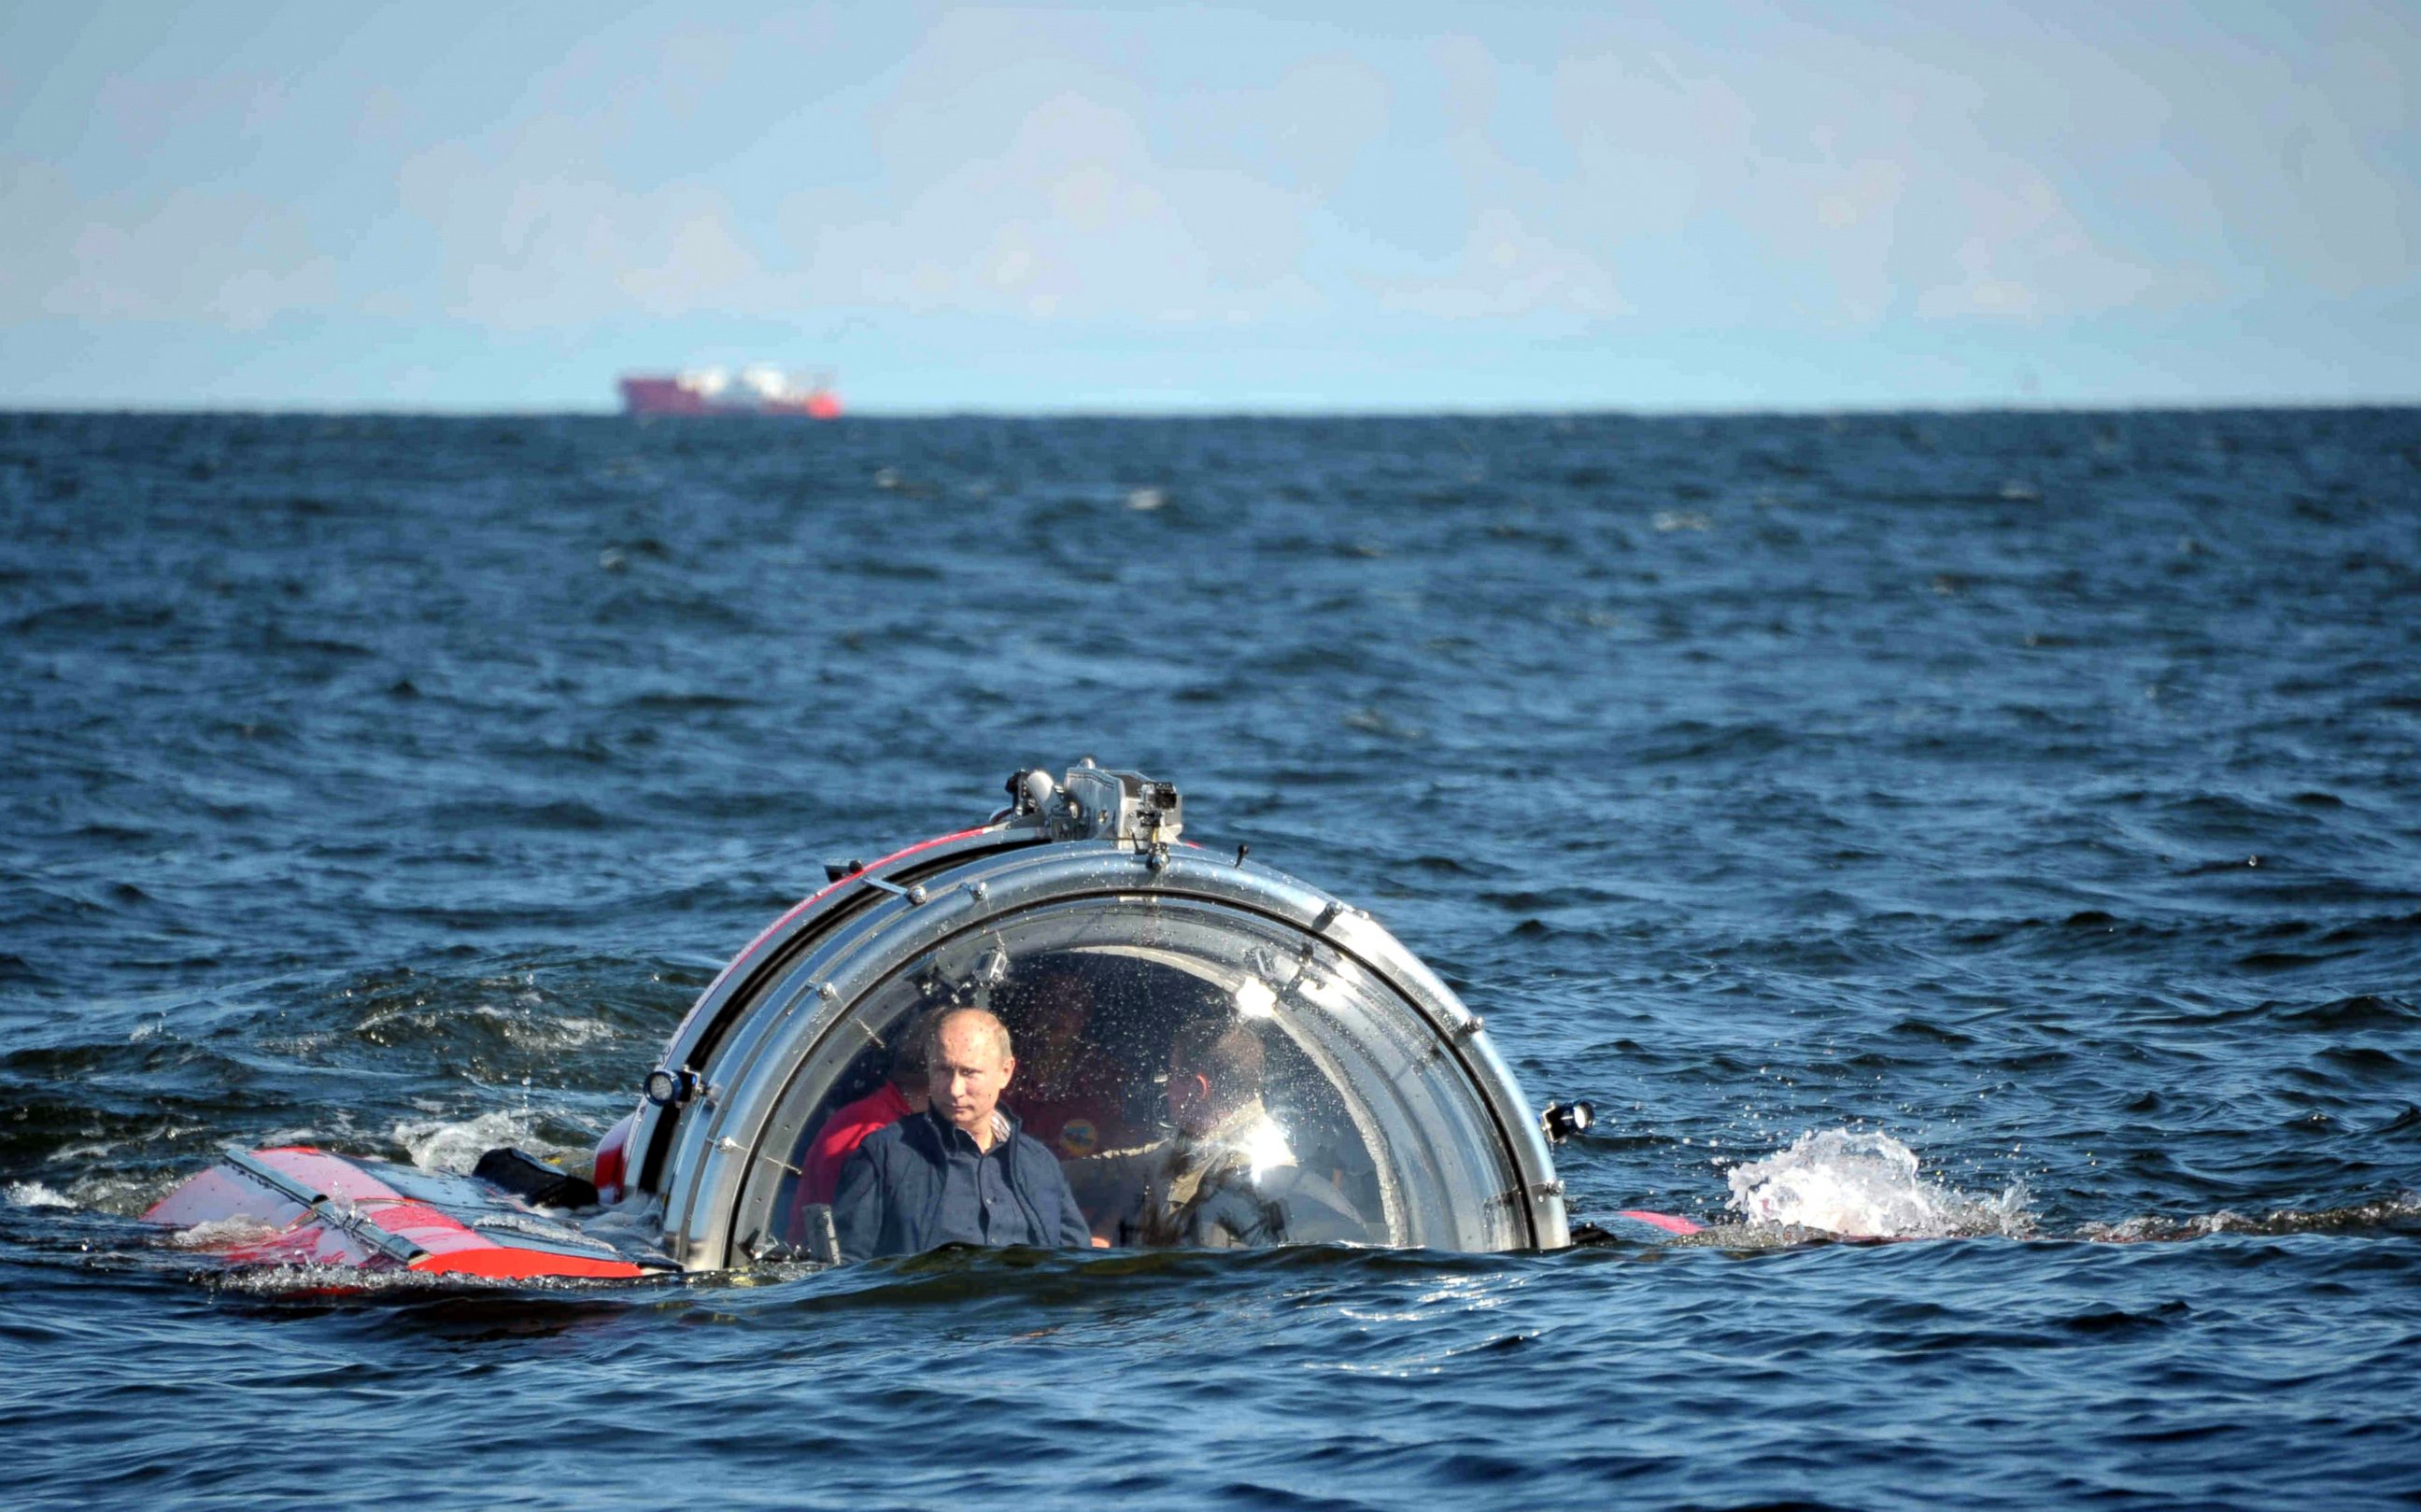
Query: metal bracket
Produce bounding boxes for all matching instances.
[717,1137,800,1176]
[220,1148,426,1267]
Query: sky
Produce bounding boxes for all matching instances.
[2,2,2415,413]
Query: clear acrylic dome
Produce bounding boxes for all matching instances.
[626,772,1566,1268]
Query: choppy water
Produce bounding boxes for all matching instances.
[3,408,2417,1510]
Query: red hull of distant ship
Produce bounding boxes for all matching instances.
[619,375,842,418]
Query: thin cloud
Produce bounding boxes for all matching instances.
[1367,206,1626,321]
[786,80,1330,324]
[0,163,339,330]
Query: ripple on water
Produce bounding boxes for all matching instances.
[4,410,2421,1508]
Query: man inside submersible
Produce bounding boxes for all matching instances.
[1070,1017,1363,1250]
[830,1007,1094,1262]
[828,988,1365,1260]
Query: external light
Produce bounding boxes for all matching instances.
[1540,1100,1595,1144]
[643,1067,700,1108]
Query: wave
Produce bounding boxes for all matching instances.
[5,1180,75,1209]
[2077,1194,2421,1243]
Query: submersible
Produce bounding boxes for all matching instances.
[146,764,1581,1277]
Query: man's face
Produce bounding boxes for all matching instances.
[1166,1052,1215,1135]
[931,1018,1014,1137]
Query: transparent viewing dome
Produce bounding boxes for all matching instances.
[633,770,1566,1267]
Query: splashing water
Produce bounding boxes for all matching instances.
[5,1180,75,1209]
[390,1109,547,1174]
[1725,1129,2030,1238]
[162,1213,283,1250]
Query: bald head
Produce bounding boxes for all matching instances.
[927,1006,1012,1066]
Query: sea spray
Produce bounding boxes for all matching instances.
[1725,1128,2030,1237]
[4,1180,75,1209]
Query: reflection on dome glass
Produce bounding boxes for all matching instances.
[726,897,1528,1257]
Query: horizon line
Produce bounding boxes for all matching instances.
[5,396,2417,421]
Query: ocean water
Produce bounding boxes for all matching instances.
[2,408,2417,1510]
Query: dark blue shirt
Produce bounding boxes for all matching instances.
[931,1112,1032,1249]
[830,1106,1093,1262]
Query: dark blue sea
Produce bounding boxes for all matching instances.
[3,409,2417,1510]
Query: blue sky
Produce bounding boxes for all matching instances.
[3,2,2414,412]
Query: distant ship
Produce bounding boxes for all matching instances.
[619,365,842,418]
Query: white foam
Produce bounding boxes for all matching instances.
[391,1109,539,1174]
[503,1014,617,1051]
[165,1214,282,1249]
[1726,1128,2029,1238]
[65,1173,170,1217]
[5,1180,74,1209]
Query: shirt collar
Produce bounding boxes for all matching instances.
[928,1106,1016,1152]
